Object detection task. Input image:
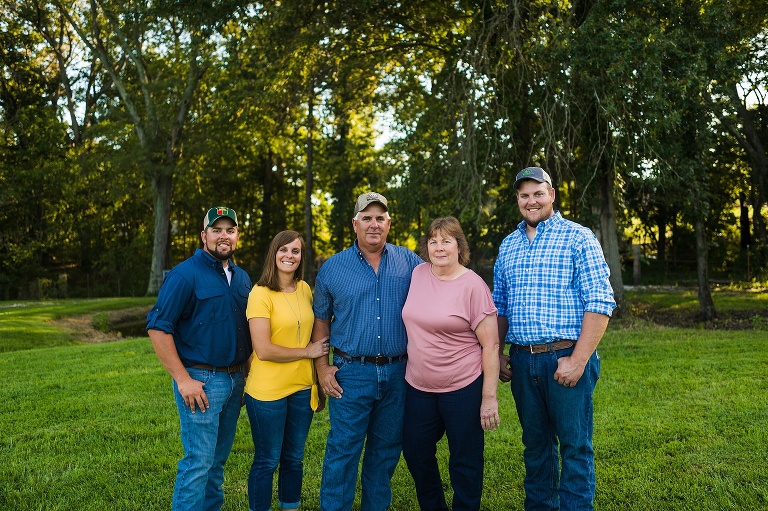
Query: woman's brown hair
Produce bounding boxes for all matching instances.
[256,230,306,291]
[417,216,470,266]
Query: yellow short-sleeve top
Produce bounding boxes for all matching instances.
[244,280,316,405]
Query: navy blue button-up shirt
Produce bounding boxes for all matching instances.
[146,248,252,367]
[313,241,422,357]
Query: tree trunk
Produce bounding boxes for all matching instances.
[597,161,626,317]
[656,204,667,269]
[740,192,751,251]
[305,90,316,285]
[695,216,715,321]
[716,85,768,267]
[146,170,172,295]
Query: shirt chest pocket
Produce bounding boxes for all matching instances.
[194,287,230,324]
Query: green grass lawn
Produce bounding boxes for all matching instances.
[0,298,155,353]
[1,296,767,510]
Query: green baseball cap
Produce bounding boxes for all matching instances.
[203,206,238,230]
[513,166,552,189]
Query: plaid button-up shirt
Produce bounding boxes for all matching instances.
[492,212,616,345]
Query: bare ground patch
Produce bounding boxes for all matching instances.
[50,306,151,343]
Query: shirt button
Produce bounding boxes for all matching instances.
[377,317,380,320]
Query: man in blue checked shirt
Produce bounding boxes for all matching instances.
[311,191,422,511]
[493,167,616,511]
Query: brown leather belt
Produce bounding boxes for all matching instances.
[190,364,244,374]
[334,348,407,365]
[512,340,575,354]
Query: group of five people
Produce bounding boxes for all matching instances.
[146,165,616,511]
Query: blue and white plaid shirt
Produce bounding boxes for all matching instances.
[492,212,616,345]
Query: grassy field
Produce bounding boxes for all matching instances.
[1,294,767,510]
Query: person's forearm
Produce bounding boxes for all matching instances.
[481,348,500,398]
[148,329,191,384]
[254,343,316,363]
[572,311,610,365]
[312,318,332,371]
[476,315,501,397]
[497,316,509,356]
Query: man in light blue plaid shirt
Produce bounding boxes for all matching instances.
[493,166,616,511]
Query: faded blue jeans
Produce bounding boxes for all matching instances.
[320,355,407,511]
[171,367,245,511]
[509,345,600,511]
[245,389,314,511]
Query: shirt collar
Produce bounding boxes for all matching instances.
[353,240,389,259]
[517,211,562,236]
[195,248,234,271]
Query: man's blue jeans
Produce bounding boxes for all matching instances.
[402,375,485,511]
[171,367,244,511]
[245,389,314,511]
[320,356,407,511]
[509,346,600,511]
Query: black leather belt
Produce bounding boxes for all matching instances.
[334,348,407,365]
[512,340,575,354]
[189,364,244,373]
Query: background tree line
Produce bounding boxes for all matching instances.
[2,0,767,319]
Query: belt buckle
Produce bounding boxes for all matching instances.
[373,355,387,365]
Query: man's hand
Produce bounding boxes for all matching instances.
[177,378,209,413]
[554,356,586,388]
[317,364,343,399]
[499,354,512,383]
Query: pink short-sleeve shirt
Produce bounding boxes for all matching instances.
[402,262,498,392]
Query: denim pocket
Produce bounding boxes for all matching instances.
[186,367,214,386]
[334,355,350,372]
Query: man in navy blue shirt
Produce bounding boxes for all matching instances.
[312,192,422,511]
[147,206,252,511]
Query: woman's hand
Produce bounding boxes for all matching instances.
[480,396,500,431]
[306,340,330,359]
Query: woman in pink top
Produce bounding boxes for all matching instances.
[401,216,501,511]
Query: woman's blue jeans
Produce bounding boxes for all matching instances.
[509,345,600,511]
[171,367,245,511]
[245,389,314,511]
[402,375,485,511]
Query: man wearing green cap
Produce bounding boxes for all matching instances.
[146,206,252,511]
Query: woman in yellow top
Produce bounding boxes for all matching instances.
[245,230,329,511]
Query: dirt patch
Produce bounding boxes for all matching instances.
[627,302,768,330]
[51,306,151,343]
[51,315,125,343]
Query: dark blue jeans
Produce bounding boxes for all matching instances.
[402,375,485,511]
[245,389,314,511]
[320,356,407,511]
[509,346,600,511]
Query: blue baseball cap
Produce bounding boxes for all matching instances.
[513,167,552,189]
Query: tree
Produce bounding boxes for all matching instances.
[54,0,243,295]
